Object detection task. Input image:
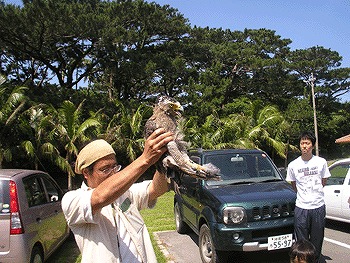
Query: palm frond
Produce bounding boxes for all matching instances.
[22,140,35,158]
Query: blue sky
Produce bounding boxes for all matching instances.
[154,0,350,68]
[4,0,350,100]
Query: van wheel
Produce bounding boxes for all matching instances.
[174,202,189,234]
[199,224,227,263]
[30,246,43,263]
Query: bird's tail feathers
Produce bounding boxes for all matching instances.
[202,163,220,176]
[199,163,221,180]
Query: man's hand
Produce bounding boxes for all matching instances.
[141,128,174,166]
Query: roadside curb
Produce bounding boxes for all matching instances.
[154,231,176,263]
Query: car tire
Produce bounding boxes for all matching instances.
[199,224,227,263]
[174,202,189,234]
[30,246,43,263]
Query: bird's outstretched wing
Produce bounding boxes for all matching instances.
[144,96,221,180]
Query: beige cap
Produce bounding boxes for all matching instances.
[75,139,115,174]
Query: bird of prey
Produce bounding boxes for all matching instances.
[144,96,220,180]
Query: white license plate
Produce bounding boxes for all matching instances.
[267,233,293,250]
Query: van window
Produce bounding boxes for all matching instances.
[328,164,350,185]
[42,177,61,202]
[23,176,47,207]
[0,180,10,214]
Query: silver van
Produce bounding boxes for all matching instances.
[0,169,70,263]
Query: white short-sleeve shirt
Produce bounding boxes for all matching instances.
[61,181,157,263]
[286,155,331,209]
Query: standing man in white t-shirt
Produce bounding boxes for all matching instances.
[286,131,331,263]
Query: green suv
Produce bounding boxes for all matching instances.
[173,149,296,263]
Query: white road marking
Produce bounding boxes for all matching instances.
[324,237,350,249]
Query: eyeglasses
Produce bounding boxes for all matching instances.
[96,164,122,176]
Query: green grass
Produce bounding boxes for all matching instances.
[48,191,175,263]
[141,191,176,263]
[47,233,81,263]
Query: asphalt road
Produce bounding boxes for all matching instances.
[322,219,350,263]
[48,219,350,263]
[154,219,350,263]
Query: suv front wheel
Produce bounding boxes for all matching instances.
[199,224,217,263]
[199,224,228,263]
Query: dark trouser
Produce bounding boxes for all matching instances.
[294,205,326,262]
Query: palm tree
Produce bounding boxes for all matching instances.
[108,101,150,163]
[219,113,257,149]
[51,100,101,190]
[20,105,67,170]
[185,103,293,161]
[248,105,292,159]
[185,113,224,149]
[0,76,28,168]
[184,110,257,150]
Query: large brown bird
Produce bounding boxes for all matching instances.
[144,96,220,180]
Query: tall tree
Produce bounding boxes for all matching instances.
[1,0,192,102]
[287,46,350,104]
[90,0,191,101]
[286,46,350,154]
[183,27,296,117]
[0,0,110,89]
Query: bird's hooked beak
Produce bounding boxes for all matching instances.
[172,102,183,117]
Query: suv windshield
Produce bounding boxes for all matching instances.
[204,152,282,186]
